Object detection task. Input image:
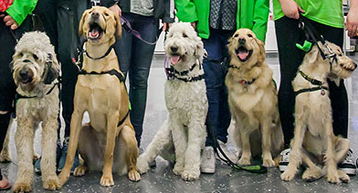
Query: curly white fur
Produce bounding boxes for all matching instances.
[136,22,208,181]
[12,31,60,192]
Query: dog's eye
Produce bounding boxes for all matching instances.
[247,34,253,38]
[19,53,23,57]
[32,54,39,60]
[104,12,109,16]
[183,33,188,38]
[234,34,239,38]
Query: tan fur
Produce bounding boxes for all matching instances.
[58,6,140,187]
[11,31,61,192]
[226,29,284,167]
[281,42,356,183]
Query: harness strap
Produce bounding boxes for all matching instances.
[173,74,205,82]
[294,70,328,97]
[78,69,125,82]
[117,110,130,127]
[84,44,115,60]
[15,81,60,100]
[299,70,323,86]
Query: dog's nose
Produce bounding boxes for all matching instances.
[171,46,178,53]
[19,69,28,79]
[92,11,99,18]
[239,38,246,45]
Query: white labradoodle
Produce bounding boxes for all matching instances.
[136,22,208,181]
[12,31,60,192]
[281,42,357,183]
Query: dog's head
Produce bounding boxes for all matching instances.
[165,22,204,70]
[304,42,357,85]
[228,29,265,68]
[79,6,122,45]
[12,31,60,92]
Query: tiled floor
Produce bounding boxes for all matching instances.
[2,53,358,192]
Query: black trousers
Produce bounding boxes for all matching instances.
[275,16,348,146]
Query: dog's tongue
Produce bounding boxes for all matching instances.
[238,50,249,60]
[171,56,181,65]
[89,28,99,38]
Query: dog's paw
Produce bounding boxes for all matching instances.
[181,170,200,181]
[73,165,88,177]
[43,178,60,190]
[302,167,323,182]
[262,158,275,167]
[100,174,114,187]
[58,171,70,188]
[13,182,32,193]
[337,170,350,183]
[128,170,141,182]
[281,169,296,181]
[327,168,341,184]
[136,156,150,174]
[173,164,184,176]
[237,157,251,166]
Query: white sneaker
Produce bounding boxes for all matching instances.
[216,140,238,163]
[201,146,215,174]
[278,148,291,172]
[338,148,356,176]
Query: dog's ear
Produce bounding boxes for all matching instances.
[195,38,204,64]
[114,13,122,39]
[255,38,266,63]
[43,53,60,84]
[306,45,320,64]
[79,9,90,37]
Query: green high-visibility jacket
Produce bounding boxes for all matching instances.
[175,0,269,42]
[6,0,38,26]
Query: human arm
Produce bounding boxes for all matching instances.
[4,0,38,29]
[175,0,198,28]
[347,0,358,37]
[252,0,270,42]
[278,0,305,19]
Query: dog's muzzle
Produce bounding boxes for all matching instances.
[18,66,34,84]
[88,16,103,40]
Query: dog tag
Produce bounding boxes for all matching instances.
[321,89,325,96]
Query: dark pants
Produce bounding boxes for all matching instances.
[275,16,347,146]
[203,28,233,147]
[115,13,159,147]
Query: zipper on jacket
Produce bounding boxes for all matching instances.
[218,0,224,29]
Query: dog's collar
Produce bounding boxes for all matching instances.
[15,80,60,100]
[166,63,204,82]
[84,44,115,60]
[239,79,256,85]
[167,63,197,77]
[229,64,240,70]
[294,70,328,97]
[78,69,126,82]
[171,74,205,82]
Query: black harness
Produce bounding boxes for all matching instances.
[166,63,205,82]
[294,70,328,97]
[15,81,60,100]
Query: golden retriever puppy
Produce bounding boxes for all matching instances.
[58,6,140,187]
[226,29,284,167]
[12,31,60,192]
[281,42,357,183]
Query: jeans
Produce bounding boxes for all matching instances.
[115,12,159,147]
[203,28,234,147]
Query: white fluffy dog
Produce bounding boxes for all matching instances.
[12,31,60,192]
[281,42,357,183]
[136,22,208,181]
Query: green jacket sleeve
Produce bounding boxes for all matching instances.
[252,0,269,42]
[175,0,198,22]
[6,0,38,26]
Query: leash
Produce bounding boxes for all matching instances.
[206,117,268,174]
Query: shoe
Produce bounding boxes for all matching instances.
[278,148,291,172]
[57,138,79,173]
[201,146,215,174]
[338,148,356,176]
[34,141,62,174]
[216,140,238,163]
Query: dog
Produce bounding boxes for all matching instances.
[136,22,208,181]
[225,28,284,167]
[57,6,140,187]
[281,42,357,183]
[12,31,60,192]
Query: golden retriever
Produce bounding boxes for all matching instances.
[58,6,140,187]
[226,28,284,167]
[281,42,357,183]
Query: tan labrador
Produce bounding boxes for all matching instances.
[58,6,140,187]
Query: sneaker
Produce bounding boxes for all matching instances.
[34,141,62,174]
[338,149,356,176]
[57,138,80,173]
[278,148,291,172]
[201,146,215,174]
[216,140,238,163]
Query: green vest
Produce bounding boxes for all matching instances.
[273,0,344,28]
[175,0,270,42]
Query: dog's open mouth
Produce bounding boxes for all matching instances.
[170,55,183,65]
[88,22,103,40]
[236,46,253,62]
[20,77,32,84]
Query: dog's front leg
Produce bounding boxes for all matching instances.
[100,115,118,187]
[261,119,275,167]
[41,118,60,190]
[120,125,141,181]
[325,123,340,184]
[238,128,251,166]
[170,114,187,176]
[13,119,34,193]
[58,110,84,187]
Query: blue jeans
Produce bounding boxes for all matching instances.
[115,13,159,147]
[204,28,234,147]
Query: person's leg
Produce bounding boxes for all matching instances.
[275,16,306,147]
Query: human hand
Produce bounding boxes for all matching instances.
[191,22,197,30]
[1,14,18,30]
[279,0,305,19]
[109,4,122,16]
[347,7,358,37]
[162,23,172,31]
